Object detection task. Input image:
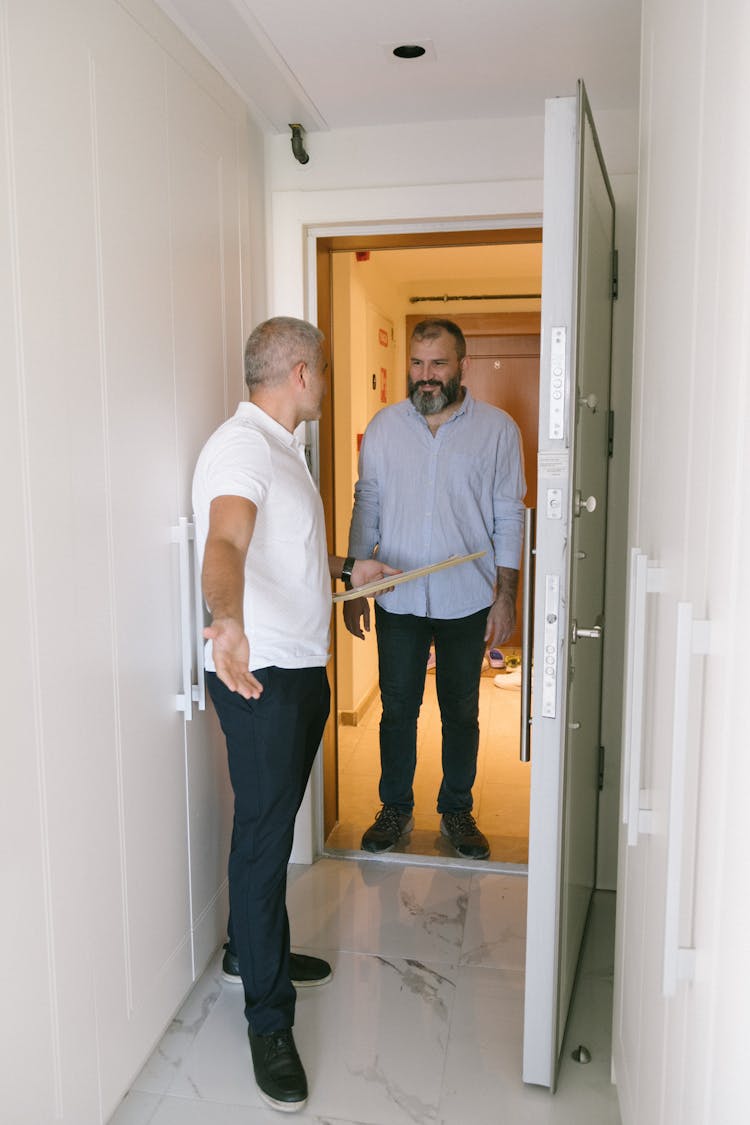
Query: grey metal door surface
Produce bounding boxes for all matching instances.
[523,82,616,1088]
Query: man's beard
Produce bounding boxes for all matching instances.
[408,373,462,416]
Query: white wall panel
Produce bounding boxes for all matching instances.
[614,1,750,1122]
[1,0,260,1120]
[0,7,60,1115]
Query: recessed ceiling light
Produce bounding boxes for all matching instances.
[393,44,426,59]
[382,40,436,64]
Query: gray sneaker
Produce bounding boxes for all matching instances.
[440,811,490,859]
[361,805,414,853]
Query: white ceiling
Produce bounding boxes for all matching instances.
[368,244,543,287]
[156,0,641,134]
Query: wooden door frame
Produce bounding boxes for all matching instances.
[316,227,542,841]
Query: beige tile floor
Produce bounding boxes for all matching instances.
[328,652,531,863]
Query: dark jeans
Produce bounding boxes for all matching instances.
[374,604,488,815]
[207,666,330,1034]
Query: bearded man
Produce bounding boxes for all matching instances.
[343,318,526,860]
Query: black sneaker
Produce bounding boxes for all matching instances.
[361,805,414,853]
[222,945,332,988]
[440,811,490,860]
[248,1027,307,1112]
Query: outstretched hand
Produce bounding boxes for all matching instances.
[204,617,263,699]
[350,558,401,589]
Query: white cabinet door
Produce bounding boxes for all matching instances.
[85,9,195,1109]
[523,85,616,1088]
[612,3,750,1120]
[1,3,250,1121]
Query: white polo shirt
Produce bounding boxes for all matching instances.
[192,402,331,671]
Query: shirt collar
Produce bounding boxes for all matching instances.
[235,401,302,449]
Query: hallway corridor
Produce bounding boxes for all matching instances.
[110,858,619,1124]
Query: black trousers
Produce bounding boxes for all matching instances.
[207,666,330,1033]
[374,604,488,813]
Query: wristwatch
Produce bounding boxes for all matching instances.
[341,556,355,591]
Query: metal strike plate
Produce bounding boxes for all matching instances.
[546,487,563,519]
[549,326,566,439]
[542,575,560,717]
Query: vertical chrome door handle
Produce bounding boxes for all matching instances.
[191,517,206,711]
[520,508,536,762]
[172,516,194,719]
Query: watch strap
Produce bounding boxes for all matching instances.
[341,556,355,590]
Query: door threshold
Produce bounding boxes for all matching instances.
[320,845,528,878]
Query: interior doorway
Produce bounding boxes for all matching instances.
[316,229,542,864]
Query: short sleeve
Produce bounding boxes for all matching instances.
[204,425,272,509]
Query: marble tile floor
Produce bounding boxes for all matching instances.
[110,858,620,1125]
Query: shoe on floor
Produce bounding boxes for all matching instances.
[440,810,490,860]
[248,1027,307,1112]
[222,945,332,988]
[361,805,414,853]
[488,648,505,669]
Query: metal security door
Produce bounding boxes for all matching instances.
[523,83,616,1088]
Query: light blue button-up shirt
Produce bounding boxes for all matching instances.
[347,390,526,619]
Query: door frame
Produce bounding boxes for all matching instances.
[278,183,548,863]
[312,223,544,845]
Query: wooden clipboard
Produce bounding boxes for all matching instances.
[333,550,486,603]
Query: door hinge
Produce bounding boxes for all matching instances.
[598,745,606,790]
[607,409,615,457]
[611,248,619,300]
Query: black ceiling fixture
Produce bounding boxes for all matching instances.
[289,123,309,165]
[392,44,426,59]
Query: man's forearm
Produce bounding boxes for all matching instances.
[328,554,349,581]
[202,538,246,623]
[495,566,519,602]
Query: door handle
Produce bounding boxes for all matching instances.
[519,507,536,762]
[171,516,206,718]
[574,491,597,516]
[172,516,194,719]
[662,604,717,996]
[191,516,206,712]
[571,621,603,643]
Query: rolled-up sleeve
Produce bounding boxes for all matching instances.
[492,418,526,569]
[347,428,381,559]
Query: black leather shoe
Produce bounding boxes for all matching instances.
[361,805,414,853]
[222,945,332,988]
[440,810,490,859]
[248,1027,307,1112]
[286,951,332,987]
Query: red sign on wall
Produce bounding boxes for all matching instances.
[378,328,389,347]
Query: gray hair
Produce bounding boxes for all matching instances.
[244,316,324,392]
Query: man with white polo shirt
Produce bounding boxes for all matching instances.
[192,317,396,1113]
